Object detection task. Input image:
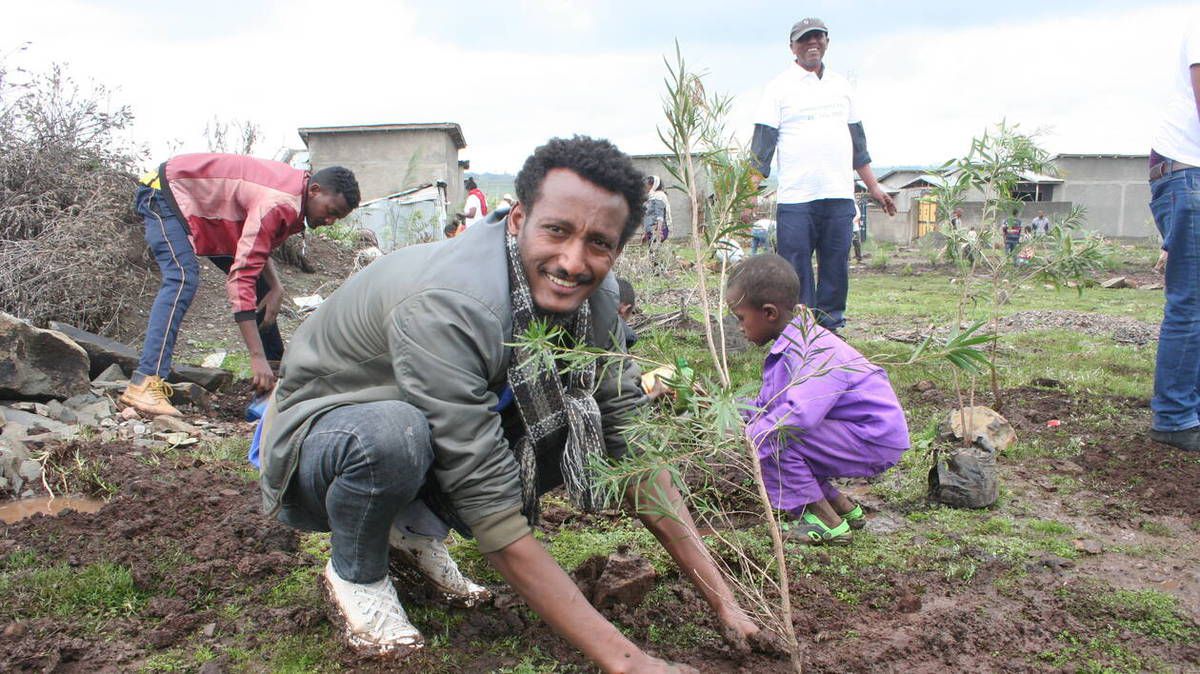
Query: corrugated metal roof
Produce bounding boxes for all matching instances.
[298,123,466,149]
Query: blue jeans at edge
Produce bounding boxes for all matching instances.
[776,199,857,330]
[1150,167,1200,432]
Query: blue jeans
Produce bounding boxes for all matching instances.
[136,185,200,378]
[776,199,857,329]
[289,401,446,583]
[1151,167,1200,432]
[750,229,770,255]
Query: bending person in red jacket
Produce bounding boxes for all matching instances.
[120,154,360,417]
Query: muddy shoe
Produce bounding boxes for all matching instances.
[841,504,867,530]
[119,376,182,417]
[1150,427,1200,452]
[388,529,492,608]
[320,560,424,660]
[786,511,853,546]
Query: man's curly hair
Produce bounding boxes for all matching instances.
[311,166,361,210]
[515,135,646,246]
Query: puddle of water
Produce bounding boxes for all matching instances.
[0,495,104,524]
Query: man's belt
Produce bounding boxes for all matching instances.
[1149,159,1198,182]
[139,170,162,190]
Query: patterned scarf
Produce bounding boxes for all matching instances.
[505,233,606,526]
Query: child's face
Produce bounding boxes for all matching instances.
[726,294,783,346]
[617,302,633,320]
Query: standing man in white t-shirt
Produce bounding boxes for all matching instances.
[750,17,896,332]
[1148,18,1200,452]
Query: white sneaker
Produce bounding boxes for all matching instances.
[388,529,493,608]
[320,560,424,659]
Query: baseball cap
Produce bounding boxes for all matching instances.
[790,17,828,42]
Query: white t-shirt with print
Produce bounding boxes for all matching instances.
[755,65,859,204]
[1152,19,1200,165]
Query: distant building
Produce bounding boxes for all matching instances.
[298,123,468,206]
[863,154,1154,243]
[628,153,711,239]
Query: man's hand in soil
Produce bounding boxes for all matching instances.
[869,185,897,217]
[631,658,700,674]
[249,356,277,394]
[237,319,277,394]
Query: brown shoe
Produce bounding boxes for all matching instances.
[119,376,182,417]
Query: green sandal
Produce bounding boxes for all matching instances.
[787,511,853,546]
[841,504,866,530]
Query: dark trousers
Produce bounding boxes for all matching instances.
[776,199,857,330]
[207,256,284,362]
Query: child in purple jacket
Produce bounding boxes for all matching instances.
[727,254,910,545]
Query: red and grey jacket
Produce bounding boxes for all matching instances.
[156,153,308,322]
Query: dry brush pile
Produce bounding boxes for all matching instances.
[0,59,150,335]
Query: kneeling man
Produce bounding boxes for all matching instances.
[259,136,764,672]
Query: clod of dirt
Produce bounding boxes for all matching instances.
[896,592,922,613]
[1073,539,1104,555]
[572,550,657,608]
[938,406,1016,452]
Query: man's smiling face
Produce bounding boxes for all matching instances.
[790,30,828,71]
[507,168,628,314]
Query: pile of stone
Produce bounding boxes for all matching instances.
[0,311,233,497]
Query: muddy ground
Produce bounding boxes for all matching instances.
[2,383,1197,673]
[2,244,1198,673]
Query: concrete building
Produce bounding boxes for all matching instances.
[864,154,1154,243]
[628,153,711,239]
[1050,154,1153,238]
[298,123,468,206]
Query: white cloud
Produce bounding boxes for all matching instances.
[1,1,1192,173]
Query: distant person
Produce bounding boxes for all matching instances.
[616,276,638,350]
[850,198,867,263]
[1148,17,1200,452]
[498,193,517,211]
[750,218,775,255]
[949,207,964,231]
[443,220,460,239]
[461,177,488,228]
[751,17,897,333]
[120,154,358,417]
[1030,210,1050,236]
[641,175,671,244]
[727,254,909,544]
[1002,209,1023,255]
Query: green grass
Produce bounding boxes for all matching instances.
[0,560,147,628]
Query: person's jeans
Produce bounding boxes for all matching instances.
[776,199,856,330]
[751,229,770,255]
[207,256,285,362]
[292,401,445,583]
[1150,167,1200,432]
[135,185,201,379]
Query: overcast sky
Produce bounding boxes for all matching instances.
[3,0,1195,172]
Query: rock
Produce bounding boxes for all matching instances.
[938,406,1017,453]
[10,401,50,416]
[168,365,233,393]
[197,661,224,674]
[152,415,199,435]
[44,399,76,424]
[0,408,72,435]
[914,380,936,392]
[119,407,140,421]
[1100,276,1128,289]
[0,408,4,428]
[1073,539,1104,555]
[48,321,139,380]
[0,313,92,401]
[591,550,657,608]
[201,622,217,638]
[1141,282,1164,291]
[91,363,128,384]
[3,621,27,638]
[17,459,41,481]
[131,423,147,436]
[48,321,231,392]
[169,382,212,412]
